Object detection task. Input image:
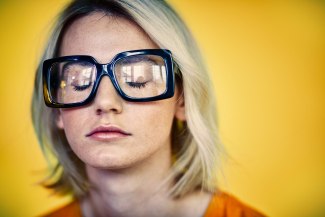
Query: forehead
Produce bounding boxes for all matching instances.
[59,12,158,63]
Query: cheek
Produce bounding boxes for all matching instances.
[60,111,79,132]
[60,107,90,126]
[59,109,90,145]
[129,103,176,142]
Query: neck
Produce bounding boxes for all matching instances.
[80,144,212,217]
[81,144,176,217]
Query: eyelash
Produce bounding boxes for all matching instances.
[73,83,92,91]
[126,81,148,89]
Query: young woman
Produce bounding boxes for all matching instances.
[32,0,265,216]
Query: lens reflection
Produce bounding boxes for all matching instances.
[49,61,96,104]
[47,54,168,104]
[115,55,167,98]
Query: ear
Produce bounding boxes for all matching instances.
[174,92,186,121]
[56,110,65,129]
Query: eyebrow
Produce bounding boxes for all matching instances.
[61,61,94,72]
[118,55,161,65]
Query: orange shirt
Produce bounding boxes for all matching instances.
[42,192,265,217]
[203,192,266,217]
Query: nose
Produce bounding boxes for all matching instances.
[93,76,123,115]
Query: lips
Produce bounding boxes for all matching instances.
[86,125,132,141]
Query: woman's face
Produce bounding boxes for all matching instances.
[57,13,185,170]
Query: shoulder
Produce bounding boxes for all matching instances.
[40,200,81,217]
[204,192,266,217]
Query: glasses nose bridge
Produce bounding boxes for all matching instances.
[99,62,113,77]
[97,62,116,85]
[94,62,120,94]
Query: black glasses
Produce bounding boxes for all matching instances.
[43,49,175,108]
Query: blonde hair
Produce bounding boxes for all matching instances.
[32,0,224,198]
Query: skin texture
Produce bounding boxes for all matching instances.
[56,13,211,217]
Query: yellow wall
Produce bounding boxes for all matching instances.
[0,1,324,216]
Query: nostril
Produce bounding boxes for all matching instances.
[96,107,119,115]
[96,108,102,115]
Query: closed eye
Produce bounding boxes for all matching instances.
[73,83,92,91]
[126,81,148,89]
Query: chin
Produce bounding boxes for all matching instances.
[82,152,138,170]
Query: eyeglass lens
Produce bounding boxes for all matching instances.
[48,54,167,104]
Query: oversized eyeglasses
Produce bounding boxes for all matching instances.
[43,49,175,108]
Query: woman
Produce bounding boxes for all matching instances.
[32,0,265,216]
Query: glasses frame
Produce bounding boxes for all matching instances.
[43,49,175,108]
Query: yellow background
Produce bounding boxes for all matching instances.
[0,0,324,216]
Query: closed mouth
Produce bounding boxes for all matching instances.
[86,125,132,138]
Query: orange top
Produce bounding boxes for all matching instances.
[42,192,265,217]
[203,192,266,217]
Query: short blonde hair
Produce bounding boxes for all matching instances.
[32,0,224,198]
